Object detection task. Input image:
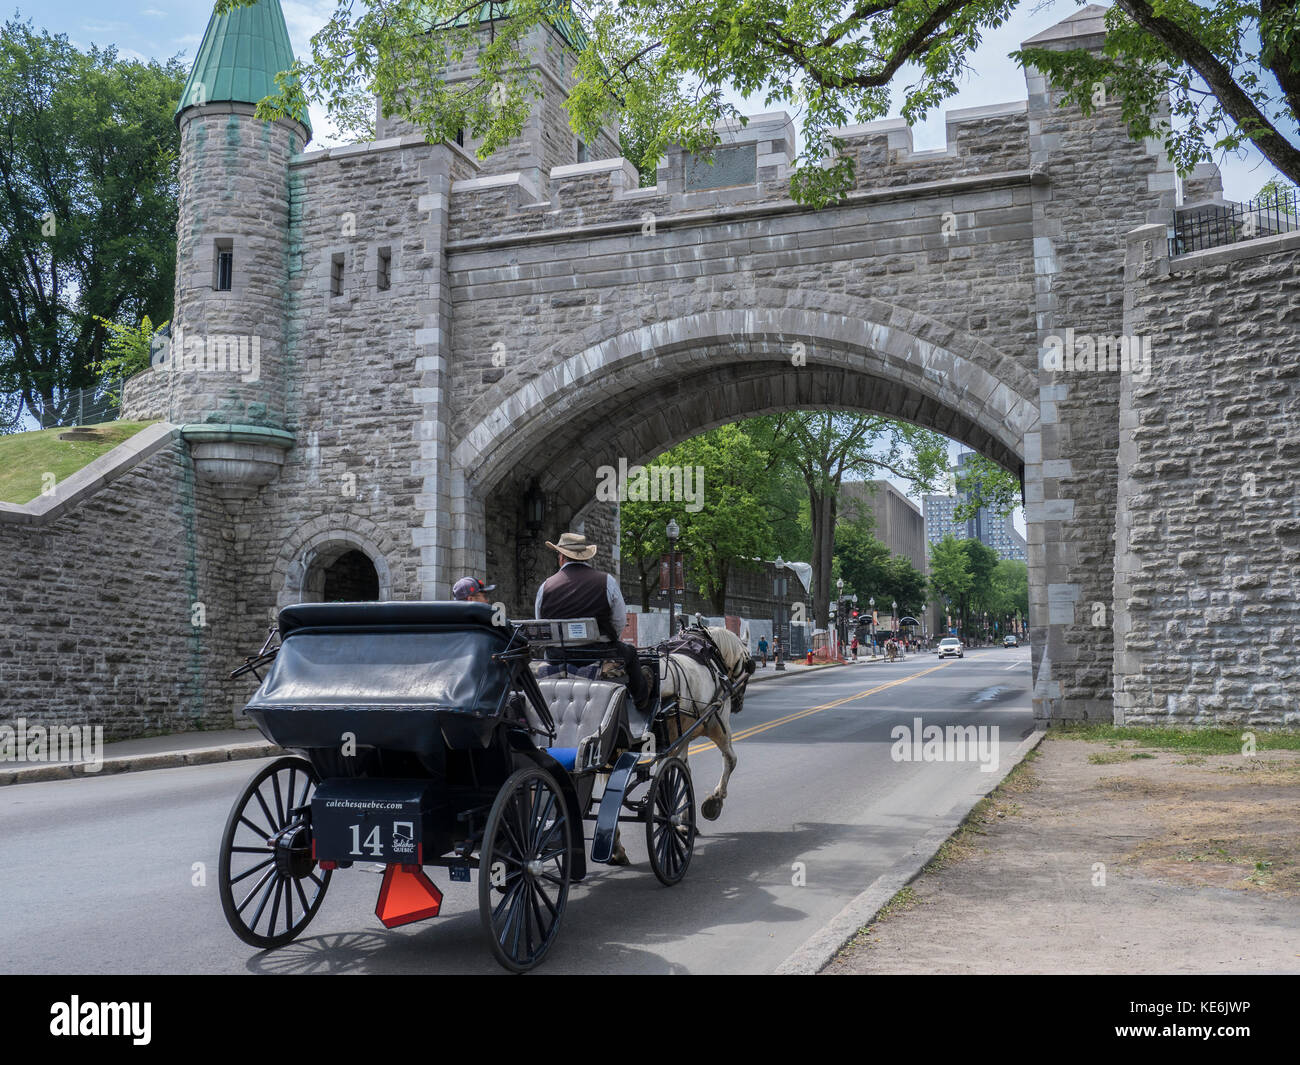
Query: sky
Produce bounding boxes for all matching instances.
[25,0,1290,528]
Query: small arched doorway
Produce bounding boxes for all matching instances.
[319,549,380,602]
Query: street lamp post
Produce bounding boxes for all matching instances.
[666,519,680,636]
[892,600,899,657]
[774,555,785,671]
[868,596,876,660]
[836,577,845,659]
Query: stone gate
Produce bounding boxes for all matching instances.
[3,2,1296,738]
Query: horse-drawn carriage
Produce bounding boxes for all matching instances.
[218,601,750,972]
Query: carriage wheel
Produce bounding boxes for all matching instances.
[478,766,571,973]
[645,756,695,887]
[219,756,331,950]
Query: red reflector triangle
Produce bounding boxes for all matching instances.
[375,864,443,928]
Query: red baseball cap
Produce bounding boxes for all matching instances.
[453,576,496,600]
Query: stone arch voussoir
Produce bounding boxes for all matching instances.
[274,515,398,609]
[453,292,1039,495]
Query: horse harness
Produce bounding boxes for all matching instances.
[657,625,755,716]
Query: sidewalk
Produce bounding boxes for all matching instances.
[822,731,1300,974]
[1,652,858,787]
[0,728,278,787]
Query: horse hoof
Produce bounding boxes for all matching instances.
[607,847,632,867]
[701,797,721,821]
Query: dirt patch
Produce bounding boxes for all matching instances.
[824,735,1300,974]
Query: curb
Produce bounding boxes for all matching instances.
[0,741,279,788]
[748,661,847,684]
[773,725,1048,975]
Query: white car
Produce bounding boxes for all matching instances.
[937,637,964,659]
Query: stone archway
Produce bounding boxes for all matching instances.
[275,518,396,608]
[450,301,1038,581]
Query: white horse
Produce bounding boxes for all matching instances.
[606,622,753,866]
[656,624,754,821]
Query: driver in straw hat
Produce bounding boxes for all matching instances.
[534,531,653,715]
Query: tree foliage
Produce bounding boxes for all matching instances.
[0,20,184,429]
[220,0,1300,204]
[928,533,1023,635]
[755,411,946,627]
[952,452,1021,523]
[619,422,780,614]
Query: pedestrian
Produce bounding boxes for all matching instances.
[851,635,859,661]
[757,635,769,668]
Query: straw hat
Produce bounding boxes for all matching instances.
[545,531,599,561]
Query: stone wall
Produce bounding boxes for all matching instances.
[1020,11,1177,721]
[1114,225,1300,727]
[0,434,245,738]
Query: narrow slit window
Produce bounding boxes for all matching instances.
[576,139,588,164]
[377,247,391,291]
[455,128,465,147]
[330,253,344,297]
[215,240,233,291]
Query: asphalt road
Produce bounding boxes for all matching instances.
[0,647,1033,975]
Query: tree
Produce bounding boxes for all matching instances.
[961,537,1000,634]
[952,453,1022,523]
[755,412,946,628]
[986,559,1029,629]
[883,555,928,618]
[619,423,776,615]
[0,20,185,429]
[223,0,1300,205]
[928,534,974,633]
[1254,176,1297,208]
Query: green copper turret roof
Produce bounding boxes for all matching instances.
[176,0,310,133]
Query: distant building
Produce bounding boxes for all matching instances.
[841,480,927,573]
[923,454,1027,563]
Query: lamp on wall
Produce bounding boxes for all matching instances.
[524,479,546,533]
[516,479,547,605]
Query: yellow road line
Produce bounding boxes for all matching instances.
[686,662,952,756]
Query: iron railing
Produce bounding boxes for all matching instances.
[36,379,124,428]
[1170,186,1300,256]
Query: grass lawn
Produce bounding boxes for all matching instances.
[0,420,158,504]
[1054,721,1300,754]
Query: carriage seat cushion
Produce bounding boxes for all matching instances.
[531,677,628,771]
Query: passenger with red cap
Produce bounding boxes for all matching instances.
[452,576,495,603]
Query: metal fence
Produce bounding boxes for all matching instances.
[36,379,124,428]
[1170,186,1300,256]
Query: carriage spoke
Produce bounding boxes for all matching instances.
[229,856,276,885]
[238,814,272,841]
[270,772,286,831]
[527,884,549,948]
[236,865,277,916]
[292,871,312,914]
[528,789,556,852]
[243,867,280,926]
[252,788,278,835]
[266,874,284,936]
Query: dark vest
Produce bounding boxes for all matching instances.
[538,564,616,640]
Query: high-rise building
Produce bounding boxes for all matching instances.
[923,454,1027,562]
